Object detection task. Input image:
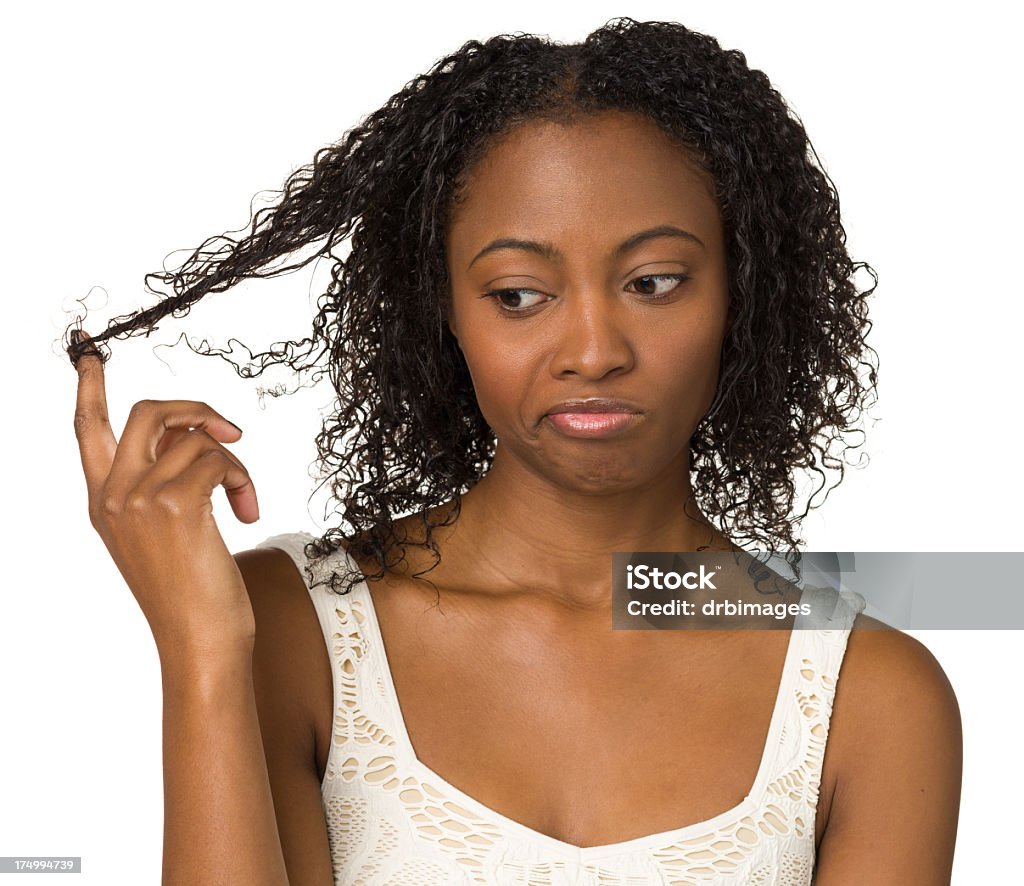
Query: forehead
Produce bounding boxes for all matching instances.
[446,110,720,251]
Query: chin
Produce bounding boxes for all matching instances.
[552,457,647,494]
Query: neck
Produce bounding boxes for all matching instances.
[430,446,733,613]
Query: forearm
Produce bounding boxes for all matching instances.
[159,649,289,886]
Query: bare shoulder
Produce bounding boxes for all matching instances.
[235,545,325,662]
[232,546,331,758]
[835,612,961,716]
[233,546,335,886]
[814,613,963,883]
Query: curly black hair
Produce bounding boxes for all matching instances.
[64,17,879,596]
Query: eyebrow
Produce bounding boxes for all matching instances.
[467,224,706,270]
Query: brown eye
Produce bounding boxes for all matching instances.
[628,274,690,297]
[484,288,547,313]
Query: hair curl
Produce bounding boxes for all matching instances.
[64,17,879,595]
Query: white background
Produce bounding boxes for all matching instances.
[3,1,1021,882]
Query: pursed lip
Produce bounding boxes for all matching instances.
[545,398,642,415]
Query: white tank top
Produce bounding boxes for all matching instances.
[256,530,865,885]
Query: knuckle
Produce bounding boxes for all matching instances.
[99,495,123,519]
[123,492,149,514]
[152,489,185,516]
[199,447,230,467]
[73,409,91,437]
[128,399,155,419]
[170,428,212,456]
[215,447,246,471]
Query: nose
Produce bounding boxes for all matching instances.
[547,287,635,380]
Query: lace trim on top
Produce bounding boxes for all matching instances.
[255,531,865,886]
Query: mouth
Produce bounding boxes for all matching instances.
[545,412,639,436]
[543,402,642,439]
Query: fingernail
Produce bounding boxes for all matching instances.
[71,329,101,357]
[69,329,95,367]
[226,419,243,434]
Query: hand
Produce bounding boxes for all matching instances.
[72,330,261,661]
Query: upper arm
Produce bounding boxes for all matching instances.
[814,620,963,884]
[235,547,335,886]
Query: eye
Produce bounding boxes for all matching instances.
[626,273,690,298]
[482,288,549,313]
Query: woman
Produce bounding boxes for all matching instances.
[67,18,962,885]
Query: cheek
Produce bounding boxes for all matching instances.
[648,319,727,416]
[661,326,723,378]
[457,335,536,431]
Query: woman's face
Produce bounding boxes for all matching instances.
[444,109,730,493]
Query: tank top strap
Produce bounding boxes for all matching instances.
[253,531,400,775]
[253,531,352,651]
[793,583,867,631]
[757,583,866,815]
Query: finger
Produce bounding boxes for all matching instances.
[72,329,117,501]
[158,446,260,524]
[135,427,253,504]
[154,426,190,461]
[106,400,243,498]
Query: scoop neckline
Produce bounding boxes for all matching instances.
[329,540,806,862]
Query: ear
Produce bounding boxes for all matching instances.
[445,305,459,343]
